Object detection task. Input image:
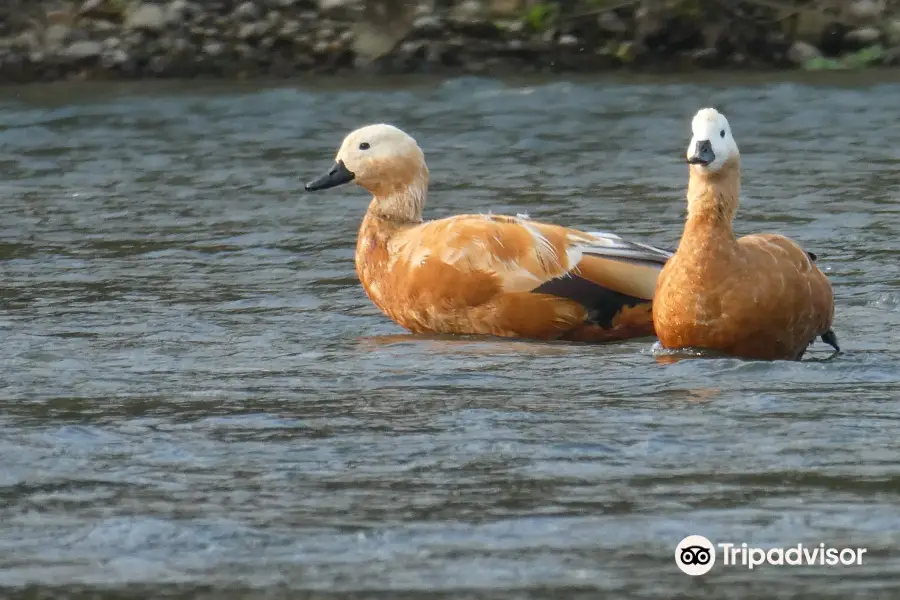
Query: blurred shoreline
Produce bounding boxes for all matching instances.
[0,0,897,84]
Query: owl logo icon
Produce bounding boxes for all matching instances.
[675,535,716,575]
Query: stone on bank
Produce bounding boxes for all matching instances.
[0,0,896,83]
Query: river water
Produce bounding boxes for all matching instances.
[1,73,899,599]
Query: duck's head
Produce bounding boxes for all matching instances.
[305,124,427,196]
[685,108,739,175]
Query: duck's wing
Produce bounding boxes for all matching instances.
[578,231,673,265]
[738,233,837,347]
[739,233,817,274]
[558,229,673,303]
[391,214,671,304]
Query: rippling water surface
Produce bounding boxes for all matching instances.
[1,74,899,599]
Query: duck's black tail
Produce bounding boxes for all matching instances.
[821,329,840,352]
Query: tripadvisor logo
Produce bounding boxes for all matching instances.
[675,536,868,575]
[675,535,715,576]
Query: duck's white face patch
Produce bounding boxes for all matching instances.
[686,108,739,174]
[336,123,425,184]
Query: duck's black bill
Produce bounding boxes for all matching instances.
[687,139,715,166]
[305,160,355,191]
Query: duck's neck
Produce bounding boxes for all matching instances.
[356,169,429,283]
[365,167,429,225]
[679,162,741,259]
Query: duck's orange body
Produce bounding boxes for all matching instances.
[653,109,838,361]
[306,124,672,343]
[356,211,665,342]
[654,207,835,360]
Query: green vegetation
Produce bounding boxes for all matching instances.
[517,0,893,72]
[804,45,887,70]
[1,0,897,83]
[524,2,559,32]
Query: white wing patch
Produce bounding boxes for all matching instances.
[579,231,673,264]
[565,246,584,275]
[498,261,546,292]
[518,217,562,272]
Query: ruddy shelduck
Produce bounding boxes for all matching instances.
[304,123,673,342]
[653,108,840,361]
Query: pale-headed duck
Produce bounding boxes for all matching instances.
[653,108,839,360]
[305,124,673,342]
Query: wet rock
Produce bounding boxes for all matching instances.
[235,42,255,58]
[487,0,523,17]
[397,40,428,68]
[237,22,267,41]
[101,47,128,67]
[691,47,720,67]
[787,40,821,65]
[318,0,355,14]
[166,0,192,22]
[203,40,225,56]
[124,28,148,44]
[62,40,104,60]
[46,10,75,26]
[412,15,444,38]
[167,37,192,55]
[597,11,629,34]
[90,20,120,33]
[453,0,484,19]
[277,20,301,39]
[44,24,71,49]
[79,0,104,16]
[845,27,882,46]
[79,0,124,21]
[352,0,418,61]
[451,18,505,40]
[147,54,168,74]
[312,39,330,54]
[125,3,167,33]
[2,0,900,83]
[264,10,283,31]
[505,20,525,35]
[316,26,335,41]
[233,2,261,21]
[890,20,900,44]
[12,30,41,52]
[848,0,885,21]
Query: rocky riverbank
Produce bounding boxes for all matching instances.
[0,0,898,83]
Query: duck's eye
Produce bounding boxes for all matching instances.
[359,142,370,150]
[720,129,726,138]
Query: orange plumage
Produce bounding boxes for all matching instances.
[305,124,672,342]
[653,108,839,361]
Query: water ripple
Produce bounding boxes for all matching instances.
[0,75,898,598]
